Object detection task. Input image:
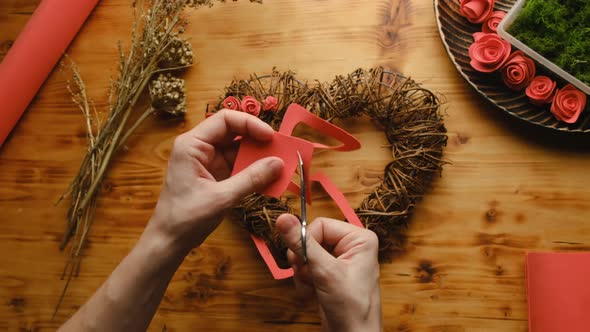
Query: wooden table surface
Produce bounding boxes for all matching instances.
[2,0,590,331]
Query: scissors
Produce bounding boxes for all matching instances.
[296,150,308,263]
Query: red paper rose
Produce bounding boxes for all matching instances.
[222,96,240,110]
[525,76,556,106]
[240,96,261,116]
[482,11,505,33]
[468,33,511,73]
[460,0,495,24]
[501,51,536,91]
[550,84,587,124]
[263,96,278,111]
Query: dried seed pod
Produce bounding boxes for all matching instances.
[149,73,187,116]
[186,0,263,8]
[159,37,193,69]
[186,0,215,7]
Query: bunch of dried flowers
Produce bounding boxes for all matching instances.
[55,0,210,316]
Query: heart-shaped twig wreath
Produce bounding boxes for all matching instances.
[208,67,448,263]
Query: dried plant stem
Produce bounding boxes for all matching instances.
[73,75,150,220]
[119,108,156,149]
[56,0,195,315]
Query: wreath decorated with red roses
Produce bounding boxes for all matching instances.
[461,0,587,124]
[207,67,447,263]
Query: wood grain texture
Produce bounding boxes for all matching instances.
[1,0,590,331]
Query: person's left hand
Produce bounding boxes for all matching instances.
[147,110,284,255]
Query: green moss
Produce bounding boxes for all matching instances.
[507,0,590,86]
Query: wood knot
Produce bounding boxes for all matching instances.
[415,260,436,283]
[102,182,113,193]
[396,322,412,332]
[485,208,497,223]
[484,201,501,224]
[378,0,410,49]
[401,303,416,315]
[500,305,512,317]
[456,133,470,144]
[183,287,213,302]
[8,297,25,312]
[215,256,231,280]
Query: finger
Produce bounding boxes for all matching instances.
[306,217,366,247]
[190,110,274,146]
[276,214,334,266]
[308,217,379,259]
[217,156,283,206]
[292,269,315,302]
[288,249,313,286]
[207,153,232,181]
[221,142,239,167]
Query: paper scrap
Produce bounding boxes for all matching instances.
[231,103,363,278]
[526,252,590,332]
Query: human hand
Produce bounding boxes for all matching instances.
[276,214,382,332]
[148,110,284,255]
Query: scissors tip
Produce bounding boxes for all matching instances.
[296,150,303,164]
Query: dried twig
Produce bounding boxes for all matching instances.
[211,67,448,260]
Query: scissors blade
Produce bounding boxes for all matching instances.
[296,150,307,263]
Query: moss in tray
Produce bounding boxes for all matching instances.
[507,0,590,86]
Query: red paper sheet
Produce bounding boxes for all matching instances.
[526,252,590,332]
[0,0,100,146]
[231,104,364,278]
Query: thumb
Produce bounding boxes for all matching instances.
[219,157,283,206]
[220,156,283,205]
[276,214,334,267]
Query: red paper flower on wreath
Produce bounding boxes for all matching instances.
[525,76,556,106]
[501,51,536,91]
[469,32,511,73]
[460,0,495,24]
[482,11,505,33]
[222,96,240,110]
[550,84,587,124]
[240,96,262,116]
[263,96,279,112]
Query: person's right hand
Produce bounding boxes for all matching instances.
[276,214,383,332]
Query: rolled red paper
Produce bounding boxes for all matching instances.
[0,0,100,146]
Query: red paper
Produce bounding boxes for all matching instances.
[233,104,360,202]
[0,0,100,146]
[233,133,314,202]
[526,252,590,332]
[231,104,364,279]
[249,173,364,279]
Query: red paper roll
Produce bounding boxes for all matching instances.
[0,0,100,146]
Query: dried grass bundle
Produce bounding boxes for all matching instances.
[55,0,194,316]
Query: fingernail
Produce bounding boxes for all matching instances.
[267,157,284,176]
[277,214,297,235]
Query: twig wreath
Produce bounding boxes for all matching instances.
[208,67,448,263]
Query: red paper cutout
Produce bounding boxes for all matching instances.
[233,132,314,202]
[231,103,363,279]
[0,0,100,146]
[526,252,590,332]
[233,104,360,203]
